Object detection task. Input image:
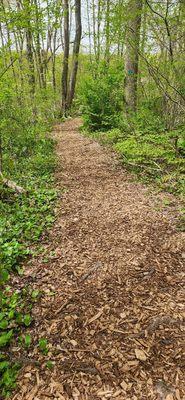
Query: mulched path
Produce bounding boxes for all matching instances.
[12,119,185,400]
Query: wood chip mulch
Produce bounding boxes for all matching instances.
[11,118,185,400]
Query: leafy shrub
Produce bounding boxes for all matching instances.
[78,60,124,131]
[87,107,185,196]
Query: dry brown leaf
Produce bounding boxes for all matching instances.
[135,348,147,361]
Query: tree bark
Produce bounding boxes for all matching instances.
[125,0,142,113]
[67,0,82,110]
[24,0,35,96]
[105,0,110,65]
[34,0,45,89]
[61,0,69,115]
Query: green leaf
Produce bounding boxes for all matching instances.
[8,310,15,320]
[0,269,9,283]
[23,314,31,327]
[0,313,5,322]
[38,338,48,354]
[0,361,9,371]
[0,320,8,330]
[31,289,40,299]
[0,330,13,347]
[16,266,24,276]
[24,334,31,347]
[46,360,54,369]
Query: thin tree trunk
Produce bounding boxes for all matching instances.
[92,0,97,60]
[86,0,92,63]
[26,27,35,95]
[24,0,35,96]
[67,0,82,110]
[52,29,57,91]
[34,0,45,88]
[105,0,110,65]
[125,0,142,112]
[97,0,101,63]
[61,0,69,115]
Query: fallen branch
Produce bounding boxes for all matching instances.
[122,160,162,172]
[0,172,26,194]
[61,360,98,375]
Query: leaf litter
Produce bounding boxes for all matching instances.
[11,119,184,400]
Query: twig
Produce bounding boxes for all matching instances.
[55,298,73,315]
[0,58,18,80]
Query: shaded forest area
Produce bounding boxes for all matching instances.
[0,0,184,396]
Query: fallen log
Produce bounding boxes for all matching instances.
[0,172,26,194]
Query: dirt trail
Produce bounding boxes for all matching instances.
[12,119,184,400]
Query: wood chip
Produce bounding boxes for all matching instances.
[85,309,104,325]
[135,348,147,361]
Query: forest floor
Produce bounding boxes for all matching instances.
[11,119,184,400]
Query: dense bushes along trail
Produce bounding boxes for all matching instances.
[12,119,184,400]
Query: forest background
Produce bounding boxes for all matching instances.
[0,0,184,396]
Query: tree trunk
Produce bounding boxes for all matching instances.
[86,0,92,63]
[61,0,69,115]
[92,0,97,61]
[26,27,35,95]
[125,0,142,113]
[34,0,45,89]
[105,0,110,65]
[67,0,82,110]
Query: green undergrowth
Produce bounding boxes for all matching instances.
[82,110,185,198]
[0,110,57,396]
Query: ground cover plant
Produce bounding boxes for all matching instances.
[81,103,185,196]
[0,74,58,396]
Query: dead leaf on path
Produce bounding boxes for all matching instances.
[135,348,147,361]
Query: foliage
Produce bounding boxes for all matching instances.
[38,338,48,355]
[85,107,185,196]
[78,60,124,131]
[0,70,58,397]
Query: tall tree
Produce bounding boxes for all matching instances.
[67,0,82,109]
[125,0,142,112]
[105,0,110,64]
[61,0,69,115]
